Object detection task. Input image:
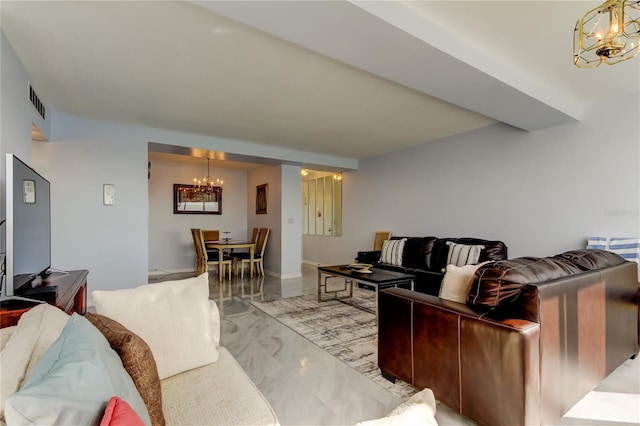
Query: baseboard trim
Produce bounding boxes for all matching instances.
[148,268,193,276]
[264,270,303,279]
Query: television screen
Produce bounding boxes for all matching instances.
[4,153,51,296]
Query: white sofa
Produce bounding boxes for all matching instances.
[0,273,438,426]
[0,273,278,426]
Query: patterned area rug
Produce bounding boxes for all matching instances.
[252,288,417,400]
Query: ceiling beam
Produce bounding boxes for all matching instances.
[192,0,583,132]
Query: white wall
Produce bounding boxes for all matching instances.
[303,93,640,264]
[31,114,149,304]
[1,31,52,259]
[1,32,33,164]
[247,165,281,275]
[280,165,302,278]
[148,157,248,272]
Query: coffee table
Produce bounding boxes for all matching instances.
[317,265,414,318]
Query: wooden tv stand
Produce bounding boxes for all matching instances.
[0,270,88,328]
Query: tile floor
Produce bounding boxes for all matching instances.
[150,265,640,425]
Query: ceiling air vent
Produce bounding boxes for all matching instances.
[29,84,46,121]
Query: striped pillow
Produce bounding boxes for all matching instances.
[380,239,406,267]
[586,236,639,263]
[609,237,640,263]
[586,236,609,250]
[445,242,485,267]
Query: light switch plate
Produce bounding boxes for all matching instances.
[103,184,115,206]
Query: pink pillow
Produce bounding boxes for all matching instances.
[101,397,146,426]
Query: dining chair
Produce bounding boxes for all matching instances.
[232,228,269,278]
[250,227,260,244]
[191,228,232,281]
[203,229,226,261]
[373,231,392,251]
[190,228,207,274]
[202,229,220,242]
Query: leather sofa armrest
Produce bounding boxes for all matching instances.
[379,288,540,426]
[357,250,381,264]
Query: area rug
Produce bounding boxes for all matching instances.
[252,288,417,400]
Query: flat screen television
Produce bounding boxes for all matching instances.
[3,153,51,297]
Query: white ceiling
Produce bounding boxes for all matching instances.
[1,1,638,163]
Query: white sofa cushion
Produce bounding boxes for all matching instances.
[93,273,218,380]
[0,304,69,422]
[161,347,278,426]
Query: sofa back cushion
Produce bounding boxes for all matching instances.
[554,249,627,271]
[468,256,581,309]
[389,237,438,269]
[93,273,218,380]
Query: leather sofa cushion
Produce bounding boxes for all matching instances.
[554,249,627,271]
[386,236,437,269]
[404,237,436,269]
[468,257,582,309]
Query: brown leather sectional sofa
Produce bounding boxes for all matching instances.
[357,236,508,295]
[378,249,639,426]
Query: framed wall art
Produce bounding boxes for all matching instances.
[174,183,222,214]
[256,183,268,214]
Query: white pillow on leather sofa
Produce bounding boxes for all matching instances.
[439,262,487,303]
[93,272,218,379]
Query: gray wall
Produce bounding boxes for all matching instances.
[303,93,640,264]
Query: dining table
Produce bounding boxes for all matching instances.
[204,240,256,281]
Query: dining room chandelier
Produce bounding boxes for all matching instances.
[574,0,640,68]
[193,158,223,193]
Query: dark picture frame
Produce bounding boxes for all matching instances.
[173,184,222,214]
[256,183,268,214]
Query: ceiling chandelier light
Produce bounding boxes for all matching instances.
[193,158,223,193]
[574,0,640,68]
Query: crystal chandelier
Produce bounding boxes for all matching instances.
[193,158,223,193]
[574,0,640,68]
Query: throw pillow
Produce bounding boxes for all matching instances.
[439,262,488,303]
[446,241,485,267]
[5,313,151,426]
[86,312,165,426]
[355,388,437,426]
[0,304,69,422]
[101,397,146,426]
[380,239,407,266]
[92,272,218,379]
